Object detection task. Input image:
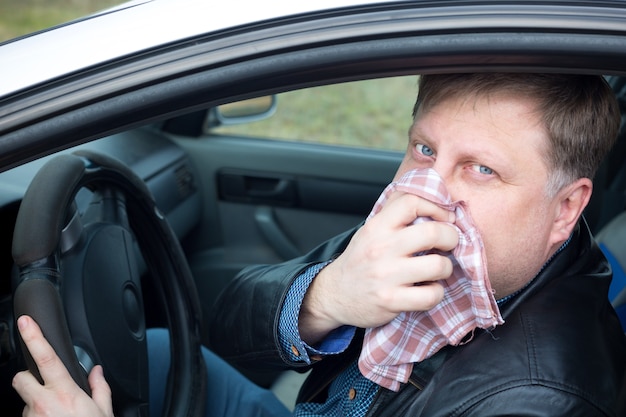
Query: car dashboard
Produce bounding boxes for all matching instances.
[0,126,202,251]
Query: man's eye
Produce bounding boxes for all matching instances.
[415,144,434,156]
[472,164,494,175]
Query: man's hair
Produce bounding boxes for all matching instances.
[412,73,621,196]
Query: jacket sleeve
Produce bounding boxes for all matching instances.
[208,224,360,371]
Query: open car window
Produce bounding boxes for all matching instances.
[212,76,417,151]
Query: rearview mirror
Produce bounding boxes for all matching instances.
[212,96,276,126]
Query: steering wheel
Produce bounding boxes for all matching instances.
[11,150,206,417]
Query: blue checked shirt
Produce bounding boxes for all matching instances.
[278,262,379,416]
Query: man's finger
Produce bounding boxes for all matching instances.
[12,368,42,405]
[16,315,72,387]
[396,221,459,255]
[386,253,454,288]
[374,192,455,229]
[89,366,114,416]
[385,281,446,314]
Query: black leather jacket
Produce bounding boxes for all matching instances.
[210,221,626,416]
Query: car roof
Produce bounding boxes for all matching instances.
[0,0,390,99]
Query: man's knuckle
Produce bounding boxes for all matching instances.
[31,398,51,417]
[363,244,382,261]
[36,352,57,370]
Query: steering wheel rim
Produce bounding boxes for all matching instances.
[12,150,206,417]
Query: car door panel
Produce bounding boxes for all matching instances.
[171,134,401,339]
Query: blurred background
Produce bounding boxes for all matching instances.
[0,0,121,41]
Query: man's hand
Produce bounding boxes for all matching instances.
[299,192,459,344]
[12,315,114,417]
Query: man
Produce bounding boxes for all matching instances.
[13,73,626,416]
[208,73,626,415]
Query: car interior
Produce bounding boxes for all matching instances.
[0,71,625,414]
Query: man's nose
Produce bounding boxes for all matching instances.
[431,160,459,200]
[431,158,452,182]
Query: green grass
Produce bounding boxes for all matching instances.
[0,0,418,151]
[0,0,122,41]
[215,77,418,151]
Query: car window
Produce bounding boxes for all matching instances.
[212,76,418,151]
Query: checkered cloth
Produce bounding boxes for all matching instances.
[358,168,504,392]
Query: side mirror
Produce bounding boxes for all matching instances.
[206,96,276,128]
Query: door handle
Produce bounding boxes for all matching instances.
[246,178,293,199]
[218,171,297,205]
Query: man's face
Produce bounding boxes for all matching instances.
[395,93,565,298]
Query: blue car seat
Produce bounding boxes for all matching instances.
[589,76,626,332]
[595,216,626,331]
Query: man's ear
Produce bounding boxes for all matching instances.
[550,178,593,245]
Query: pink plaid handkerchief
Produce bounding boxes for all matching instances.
[358,168,504,391]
